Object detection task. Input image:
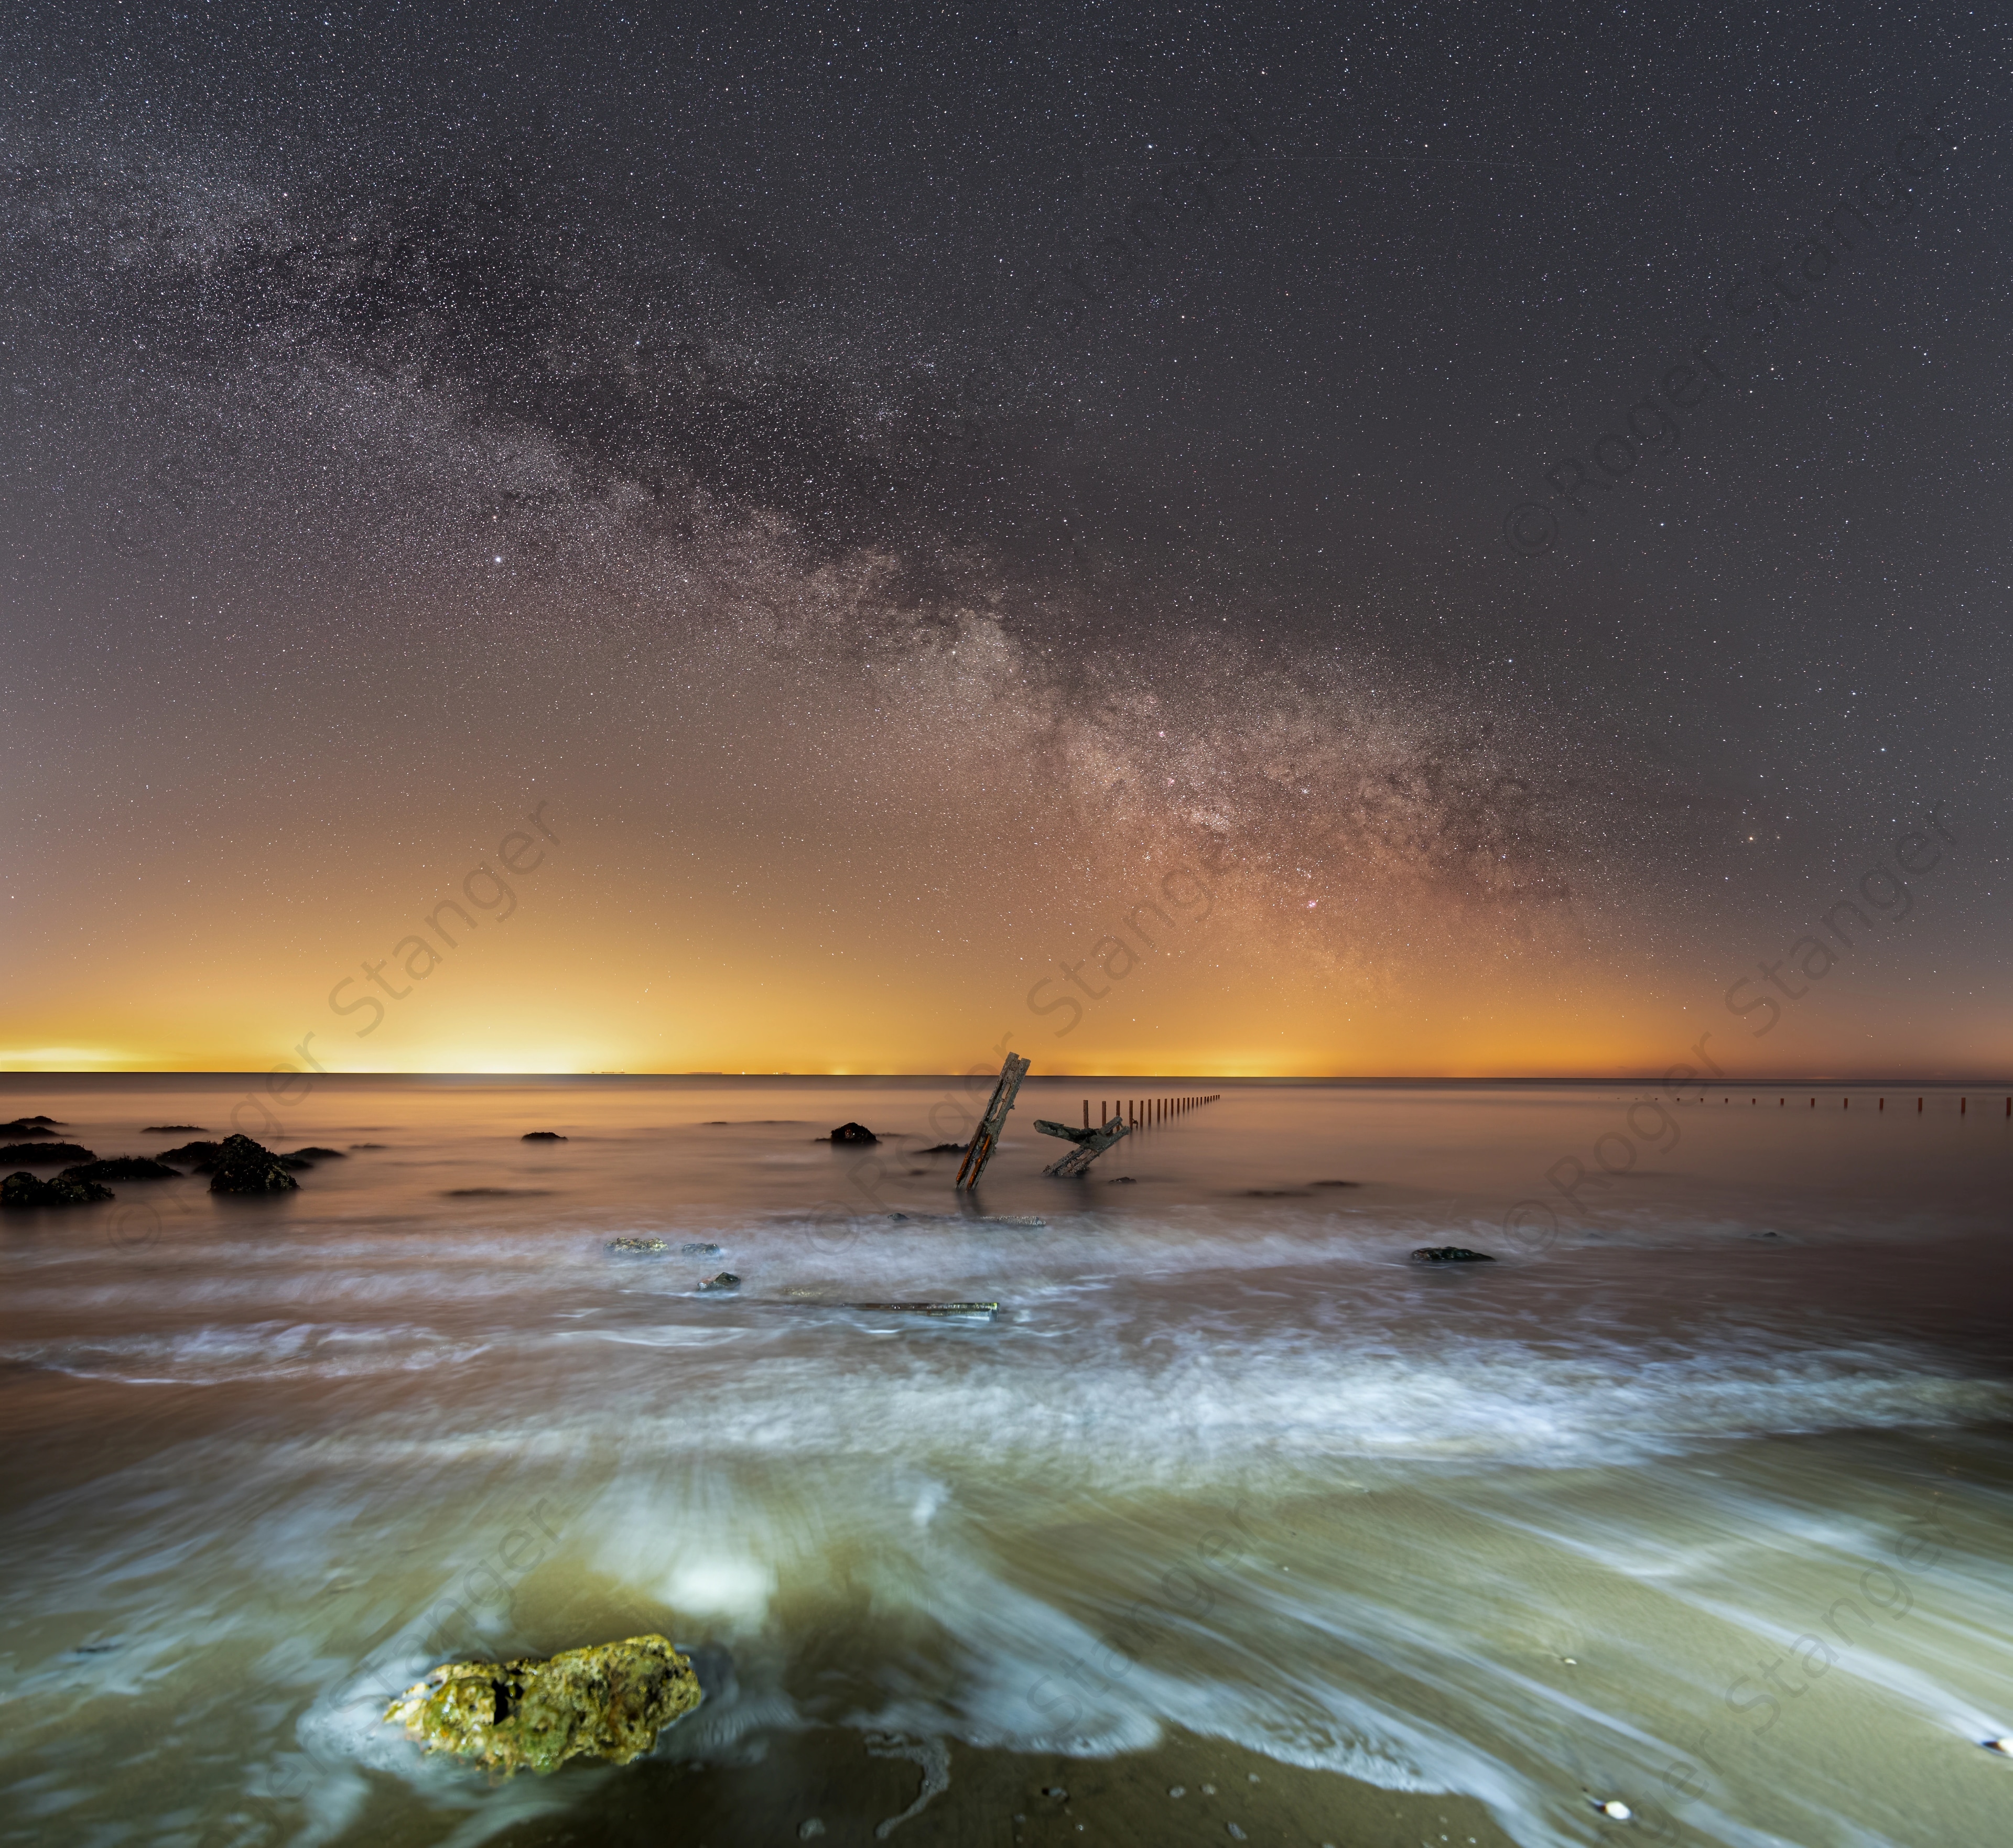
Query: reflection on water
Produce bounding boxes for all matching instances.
[3,1076,2011,1846]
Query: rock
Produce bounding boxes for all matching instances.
[699,1271,741,1291]
[825,1122,878,1145]
[849,1300,1000,1317]
[919,1142,967,1153]
[0,1142,95,1165]
[0,1121,59,1137]
[608,1237,668,1253]
[60,1157,181,1182]
[208,1134,300,1194]
[1312,1179,1362,1188]
[156,1140,225,1168]
[680,1242,722,1256]
[349,1142,387,1149]
[522,1130,568,1142]
[4,1170,114,1208]
[1595,1799,1633,1820]
[143,1124,205,1133]
[287,1146,347,1160]
[383,1633,701,1776]
[279,1156,317,1170]
[1410,1246,1496,1264]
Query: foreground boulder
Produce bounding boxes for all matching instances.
[0,1142,95,1166]
[826,1122,878,1145]
[384,1633,701,1776]
[3,1170,113,1209]
[61,1157,181,1182]
[208,1134,299,1194]
[1410,1246,1496,1264]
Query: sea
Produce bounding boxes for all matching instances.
[3,1074,2010,1848]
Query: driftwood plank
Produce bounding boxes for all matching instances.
[1034,1114,1131,1178]
[955,1053,1031,1190]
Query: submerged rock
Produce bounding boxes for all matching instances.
[208,1134,299,1194]
[608,1237,668,1253]
[1410,1245,1496,1264]
[699,1271,742,1291]
[3,1170,114,1208]
[384,1633,701,1776]
[0,1121,59,1137]
[143,1124,206,1133]
[287,1146,348,1160]
[0,1141,95,1165]
[522,1130,568,1142]
[826,1122,878,1145]
[60,1157,181,1182]
[919,1142,967,1154]
[680,1241,722,1257]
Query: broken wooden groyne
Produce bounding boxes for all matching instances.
[1076,1092,1221,1132]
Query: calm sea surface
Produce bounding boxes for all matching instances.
[3,1075,2010,1846]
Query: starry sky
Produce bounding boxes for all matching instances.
[3,1,2008,1078]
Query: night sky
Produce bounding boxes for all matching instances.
[3,1,2007,1077]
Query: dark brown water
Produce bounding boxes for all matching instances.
[4,1075,2011,1846]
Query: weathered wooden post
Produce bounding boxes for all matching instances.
[1035,1112,1132,1178]
[956,1053,1031,1190]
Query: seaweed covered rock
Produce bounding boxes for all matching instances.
[61,1157,181,1182]
[383,1633,701,1776]
[1410,1245,1496,1264]
[0,1141,95,1165]
[208,1134,299,1194]
[826,1122,878,1145]
[3,1170,114,1209]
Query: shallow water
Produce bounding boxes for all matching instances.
[3,1075,2011,1846]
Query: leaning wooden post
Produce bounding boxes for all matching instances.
[956,1053,1031,1190]
[1034,1111,1132,1178]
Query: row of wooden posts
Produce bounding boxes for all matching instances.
[1686,1095,2009,1114]
[1083,1093,1220,1130]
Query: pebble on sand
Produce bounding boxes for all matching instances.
[1596,1798,1633,1819]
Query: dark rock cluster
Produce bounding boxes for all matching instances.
[3,1170,113,1209]
[0,1142,95,1165]
[208,1135,300,1194]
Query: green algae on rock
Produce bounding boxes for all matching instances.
[383,1633,701,1775]
[208,1134,299,1194]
